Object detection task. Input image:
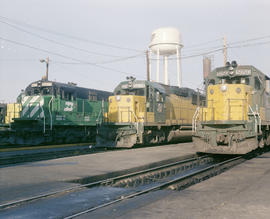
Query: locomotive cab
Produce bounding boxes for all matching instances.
[106,77,166,124]
[108,78,146,123]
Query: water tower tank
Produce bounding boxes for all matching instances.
[149,27,182,55]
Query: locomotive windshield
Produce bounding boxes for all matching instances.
[209,77,250,85]
[222,77,250,85]
[116,88,145,96]
[27,86,53,96]
[115,82,146,96]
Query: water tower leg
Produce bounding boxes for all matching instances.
[156,49,160,83]
[149,50,152,81]
[176,47,181,87]
[164,56,168,85]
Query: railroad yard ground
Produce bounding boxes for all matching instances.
[85,151,270,219]
[0,143,195,206]
[1,143,270,218]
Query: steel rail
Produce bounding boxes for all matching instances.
[0,154,205,210]
[64,156,243,219]
[0,147,98,166]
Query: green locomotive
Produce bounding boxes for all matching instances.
[1,79,112,145]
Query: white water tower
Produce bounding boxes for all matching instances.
[149,27,183,87]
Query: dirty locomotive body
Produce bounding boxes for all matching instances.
[1,80,111,145]
[193,62,270,154]
[96,77,204,148]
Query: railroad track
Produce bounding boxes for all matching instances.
[0,155,208,209]
[0,142,182,166]
[0,153,248,219]
[0,144,108,166]
[64,155,244,219]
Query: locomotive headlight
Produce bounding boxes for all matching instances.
[220,84,227,92]
[116,96,121,102]
[210,89,214,95]
[236,87,241,93]
[126,97,131,102]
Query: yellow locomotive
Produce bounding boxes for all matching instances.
[96,76,204,148]
[193,61,270,154]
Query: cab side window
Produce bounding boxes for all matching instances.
[209,79,215,85]
[88,92,97,101]
[155,90,164,102]
[156,91,160,102]
[255,77,261,90]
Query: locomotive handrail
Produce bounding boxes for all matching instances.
[116,106,138,123]
[41,105,46,134]
[257,112,262,133]
[131,110,138,122]
[192,107,200,133]
[256,104,262,134]
[20,98,47,133]
[249,105,257,134]
[49,96,54,130]
[96,110,102,124]
[48,96,54,131]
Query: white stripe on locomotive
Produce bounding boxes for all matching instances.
[22,96,43,117]
[39,111,44,118]
[21,96,34,116]
[29,97,44,118]
[21,96,31,105]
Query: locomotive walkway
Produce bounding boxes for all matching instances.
[0,143,195,206]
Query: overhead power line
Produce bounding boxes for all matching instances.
[0,36,138,77]
[182,45,223,56]
[182,47,224,59]
[150,47,224,61]
[151,35,270,61]
[228,40,270,49]
[228,35,270,46]
[183,38,223,50]
[0,19,127,58]
[183,35,270,55]
[51,53,145,65]
[0,58,38,61]
[0,15,143,52]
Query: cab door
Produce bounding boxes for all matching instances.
[154,90,166,123]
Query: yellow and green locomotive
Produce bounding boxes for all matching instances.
[0,79,112,145]
[96,77,204,148]
[193,61,270,154]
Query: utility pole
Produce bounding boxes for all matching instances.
[223,36,227,66]
[146,50,150,81]
[40,57,49,81]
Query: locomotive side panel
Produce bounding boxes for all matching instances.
[165,94,197,125]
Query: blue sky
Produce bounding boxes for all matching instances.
[1,0,270,102]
